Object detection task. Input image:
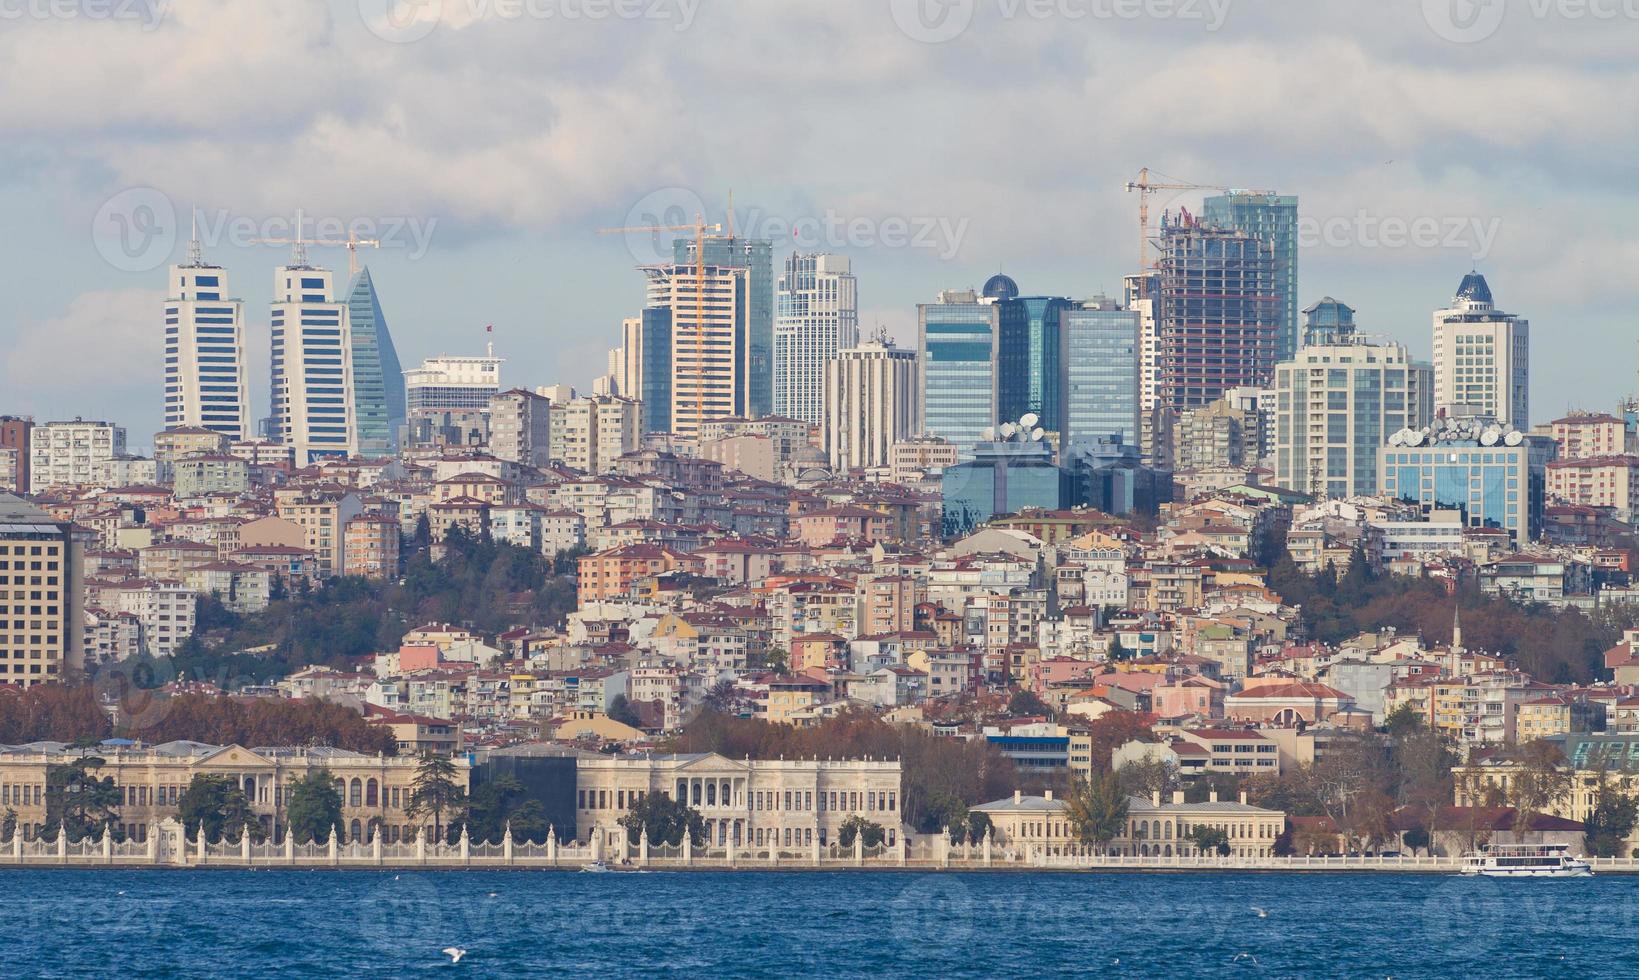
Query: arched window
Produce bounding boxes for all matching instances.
[366,779,379,807]
[349,819,362,842]
[349,779,362,807]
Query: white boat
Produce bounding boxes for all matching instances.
[580,861,611,873]
[1459,843,1593,878]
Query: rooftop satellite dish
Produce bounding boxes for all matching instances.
[1019,412,1040,429]
[1504,430,1524,447]
[1480,429,1500,447]
[980,427,996,442]
[1389,431,1405,447]
[1030,428,1045,442]
[1000,423,1018,439]
[1406,430,1425,447]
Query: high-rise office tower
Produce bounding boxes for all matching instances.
[992,275,1074,434]
[1432,272,1529,430]
[644,262,747,438]
[0,493,83,686]
[918,288,1000,457]
[1204,191,1300,361]
[1157,210,1280,412]
[775,253,858,426]
[1275,298,1433,498]
[1060,296,1141,450]
[404,351,505,414]
[823,335,918,472]
[270,255,356,466]
[345,268,405,457]
[164,236,250,441]
[675,235,772,417]
[1123,270,1166,464]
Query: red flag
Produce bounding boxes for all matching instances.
[486,324,493,332]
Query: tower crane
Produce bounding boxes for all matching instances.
[248,227,382,277]
[1123,168,1230,269]
[598,214,724,436]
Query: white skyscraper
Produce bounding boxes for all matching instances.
[1432,272,1529,429]
[164,235,249,440]
[775,253,858,426]
[823,336,918,472]
[269,254,356,465]
[644,263,747,439]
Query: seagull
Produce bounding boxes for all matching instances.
[1251,906,1269,918]
[116,890,126,896]
[487,892,498,898]
[442,948,468,964]
[1231,953,1261,966]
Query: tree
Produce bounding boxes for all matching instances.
[1062,770,1129,852]
[1116,757,1180,800]
[406,753,465,844]
[0,808,14,842]
[965,810,994,846]
[1006,689,1052,718]
[177,774,264,843]
[1583,776,1639,858]
[838,815,885,848]
[1083,711,1157,772]
[1503,740,1572,838]
[45,757,121,841]
[1187,825,1231,856]
[1106,635,1129,662]
[606,695,642,729]
[619,791,705,847]
[464,775,550,844]
[1301,735,1393,851]
[285,769,343,845]
[1402,826,1432,856]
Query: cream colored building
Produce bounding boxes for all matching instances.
[1545,455,1639,523]
[573,752,902,851]
[0,740,468,845]
[274,491,363,577]
[973,789,1286,858]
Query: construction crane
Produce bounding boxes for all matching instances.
[1124,168,1231,269]
[248,228,382,277]
[598,214,724,436]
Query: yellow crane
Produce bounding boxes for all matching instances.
[249,228,381,277]
[1121,167,1225,268]
[598,214,724,435]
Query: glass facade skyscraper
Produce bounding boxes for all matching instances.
[1204,191,1299,361]
[675,236,772,418]
[639,306,673,434]
[1061,298,1141,450]
[774,253,857,426]
[344,268,405,456]
[918,289,998,457]
[997,288,1074,433]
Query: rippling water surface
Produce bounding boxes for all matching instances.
[7,868,1634,977]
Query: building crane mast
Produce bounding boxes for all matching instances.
[248,228,382,278]
[599,214,724,434]
[1123,168,1231,270]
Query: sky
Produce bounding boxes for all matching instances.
[4,0,1637,450]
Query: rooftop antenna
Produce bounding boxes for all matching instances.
[726,189,737,239]
[291,207,308,267]
[186,208,202,266]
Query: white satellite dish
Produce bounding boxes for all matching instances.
[1030,428,1045,442]
[1406,430,1425,447]
[1389,431,1405,447]
[980,427,996,442]
[1504,430,1524,446]
[1000,423,1018,439]
[1480,429,1500,447]
[1019,412,1040,429]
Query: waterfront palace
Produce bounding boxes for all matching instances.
[0,740,459,845]
[574,752,905,851]
[974,790,1287,858]
[0,742,904,850]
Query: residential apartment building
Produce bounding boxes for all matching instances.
[29,419,127,493]
[823,337,918,472]
[488,388,552,468]
[0,494,84,685]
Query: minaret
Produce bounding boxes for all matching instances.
[1451,600,1463,653]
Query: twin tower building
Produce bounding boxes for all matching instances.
[163,241,404,465]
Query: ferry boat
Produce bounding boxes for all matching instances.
[1459,843,1592,878]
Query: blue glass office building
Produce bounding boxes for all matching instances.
[919,290,998,457]
[941,439,1067,537]
[1378,437,1548,546]
[1060,298,1141,449]
[639,306,673,434]
[998,291,1074,432]
[344,268,405,456]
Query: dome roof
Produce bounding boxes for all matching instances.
[1455,272,1492,305]
[982,274,1019,301]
